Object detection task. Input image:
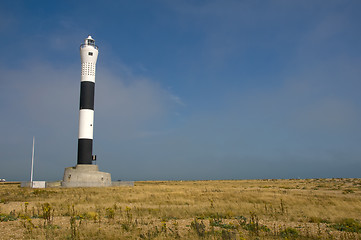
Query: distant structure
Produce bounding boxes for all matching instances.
[62,36,111,187]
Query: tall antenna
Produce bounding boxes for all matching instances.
[30,136,35,187]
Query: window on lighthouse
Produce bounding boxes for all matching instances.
[88,52,93,56]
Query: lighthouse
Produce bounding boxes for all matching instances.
[62,35,111,187]
[78,35,98,164]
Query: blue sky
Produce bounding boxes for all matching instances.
[1,0,360,181]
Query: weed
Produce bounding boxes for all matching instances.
[238,212,270,236]
[161,221,167,233]
[33,189,55,197]
[21,215,35,237]
[168,220,180,239]
[280,227,299,239]
[105,207,115,219]
[221,229,237,240]
[190,218,206,237]
[41,202,53,226]
[331,218,361,233]
[125,206,132,223]
[0,212,17,222]
[69,215,79,239]
[309,216,329,223]
[342,189,355,194]
[209,199,214,208]
[68,204,81,240]
[280,198,285,214]
[139,226,161,239]
[121,222,131,231]
[24,202,29,215]
[210,218,236,229]
[83,211,98,222]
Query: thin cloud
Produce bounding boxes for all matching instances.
[0,61,181,180]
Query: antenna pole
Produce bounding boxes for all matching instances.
[30,136,35,187]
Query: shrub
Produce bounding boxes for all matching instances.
[41,202,53,225]
[331,218,361,233]
[83,211,98,222]
[280,227,299,239]
[190,218,206,237]
[0,213,17,222]
[209,218,236,229]
[105,207,115,219]
[342,189,355,194]
[237,213,270,235]
[309,216,329,223]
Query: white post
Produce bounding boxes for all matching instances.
[30,136,35,188]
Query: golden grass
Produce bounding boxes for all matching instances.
[0,178,361,239]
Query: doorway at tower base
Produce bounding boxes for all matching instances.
[62,165,111,187]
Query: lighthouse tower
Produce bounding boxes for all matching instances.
[78,35,98,164]
[62,36,111,187]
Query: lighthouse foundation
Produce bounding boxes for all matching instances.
[61,165,111,187]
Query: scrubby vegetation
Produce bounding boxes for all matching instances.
[0,178,361,239]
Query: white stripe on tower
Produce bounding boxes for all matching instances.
[78,35,99,165]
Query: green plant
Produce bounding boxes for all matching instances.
[209,199,214,208]
[190,218,206,237]
[342,189,355,194]
[139,226,161,239]
[69,215,79,239]
[21,215,35,237]
[121,223,130,231]
[0,213,17,222]
[280,199,285,214]
[33,189,55,197]
[331,218,361,233]
[125,206,132,223]
[280,227,299,239]
[105,207,115,219]
[238,213,270,235]
[24,202,29,215]
[68,204,81,240]
[168,220,180,239]
[221,229,236,240]
[161,221,167,233]
[86,211,98,221]
[309,216,329,223]
[41,202,53,226]
[210,218,236,229]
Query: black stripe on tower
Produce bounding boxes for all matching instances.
[77,81,95,165]
[79,81,95,110]
[78,139,93,164]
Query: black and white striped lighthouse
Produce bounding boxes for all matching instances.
[78,35,98,165]
[62,35,112,187]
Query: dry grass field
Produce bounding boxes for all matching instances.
[1,178,361,239]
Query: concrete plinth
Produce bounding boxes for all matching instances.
[62,165,111,187]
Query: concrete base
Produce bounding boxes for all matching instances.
[20,181,46,188]
[62,164,111,187]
